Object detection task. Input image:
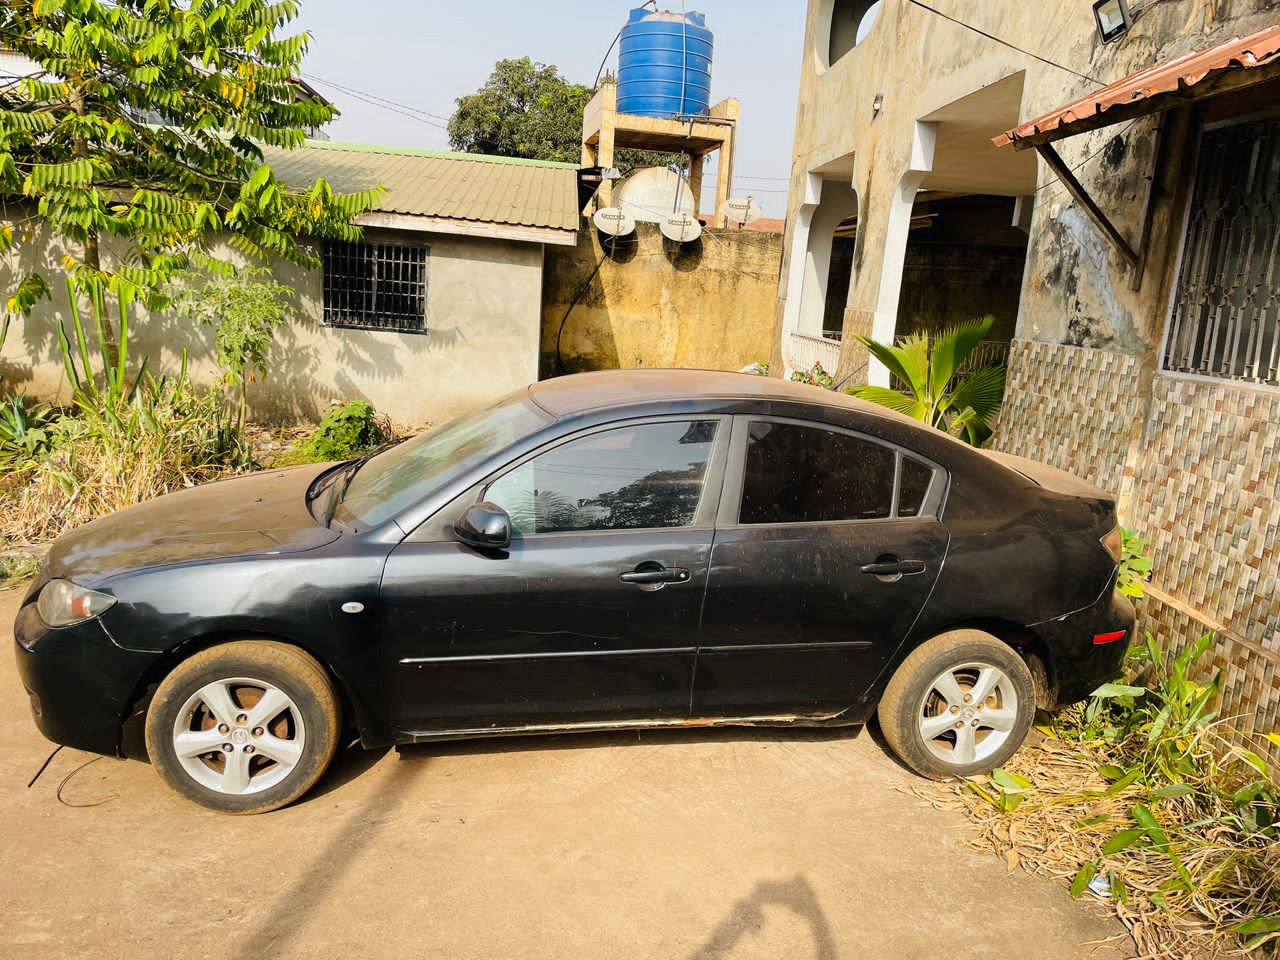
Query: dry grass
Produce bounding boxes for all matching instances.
[910,722,1280,959]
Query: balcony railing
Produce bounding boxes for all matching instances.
[788,332,842,377]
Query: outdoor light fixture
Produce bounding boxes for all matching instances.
[871,93,884,116]
[1093,0,1135,43]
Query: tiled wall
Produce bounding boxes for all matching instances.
[995,340,1280,768]
[994,340,1144,495]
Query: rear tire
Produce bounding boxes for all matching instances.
[877,630,1035,780]
[144,640,340,814]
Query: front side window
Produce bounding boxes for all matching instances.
[486,421,719,535]
[739,421,935,524]
[1163,116,1280,386]
[323,240,428,333]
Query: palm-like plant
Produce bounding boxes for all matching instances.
[849,316,1006,446]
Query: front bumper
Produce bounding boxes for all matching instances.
[14,596,161,758]
[1036,588,1136,706]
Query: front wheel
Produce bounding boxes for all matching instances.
[144,641,340,814]
[877,630,1035,780]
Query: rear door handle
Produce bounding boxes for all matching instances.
[620,566,690,585]
[860,559,927,577]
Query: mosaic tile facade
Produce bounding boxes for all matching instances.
[993,340,1144,495]
[996,340,1280,767]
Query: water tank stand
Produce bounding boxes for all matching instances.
[582,78,740,228]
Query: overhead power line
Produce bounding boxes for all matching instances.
[301,72,451,131]
[905,0,1105,86]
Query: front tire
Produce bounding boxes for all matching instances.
[877,630,1035,780]
[144,641,340,814]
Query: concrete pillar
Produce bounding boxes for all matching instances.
[687,152,704,219]
[867,121,936,386]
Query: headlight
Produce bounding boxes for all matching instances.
[36,579,117,627]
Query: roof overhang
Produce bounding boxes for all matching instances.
[994,24,1280,150]
[355,211,578,247]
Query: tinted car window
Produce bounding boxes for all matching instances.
[898,457,934,518]
[486,420,718,535]
[739,421,895,524]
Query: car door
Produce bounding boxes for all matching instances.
[691,416,949,718]
[379,416,730,735]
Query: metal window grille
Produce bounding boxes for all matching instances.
[323,241,428,333]
[1163,117,1280,386]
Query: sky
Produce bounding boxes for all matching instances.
[293,1,805,216]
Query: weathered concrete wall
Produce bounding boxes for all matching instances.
[541,221,781,377]
[0,225,545,426]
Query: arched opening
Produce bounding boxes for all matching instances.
[799,179,859,341]
[828,0,883,65]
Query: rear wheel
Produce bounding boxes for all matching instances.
[877,630,1035,779]
[144,641,340,814]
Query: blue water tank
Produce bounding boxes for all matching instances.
[617,8,714,119]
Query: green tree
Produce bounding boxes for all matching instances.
[449,57,670,171]
[848,316,1006,446]
[0,0,382,362]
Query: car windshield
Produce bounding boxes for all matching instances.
[333,395,551,528]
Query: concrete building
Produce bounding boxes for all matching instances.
[773,2,1280,752]
[1,141,581,425]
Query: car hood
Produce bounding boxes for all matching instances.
[45,464,342,586]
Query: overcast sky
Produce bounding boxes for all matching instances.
[294,1,804,216]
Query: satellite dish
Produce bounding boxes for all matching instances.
[724,197,763,226]
[615,166,695,224]
[660,212,703,244]
[593,207,637,237]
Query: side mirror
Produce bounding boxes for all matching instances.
[455,502,511,551]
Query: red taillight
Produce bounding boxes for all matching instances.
[1093,629,1127,645]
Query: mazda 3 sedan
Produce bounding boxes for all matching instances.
[15,370,1134,814]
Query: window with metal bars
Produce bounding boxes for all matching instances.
[322,240,428,333]
[1163,116,1280,387]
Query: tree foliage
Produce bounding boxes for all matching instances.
[849,316,1006,446]
[448,57,670,172]
[0,0,381,350]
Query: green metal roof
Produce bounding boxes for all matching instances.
[263,139,581,234]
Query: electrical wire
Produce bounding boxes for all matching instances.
[301,73,450,131]
[593,0,658,89]
[905,0,1105,86]
[302,71,452,123]
[1036,119,1140,196]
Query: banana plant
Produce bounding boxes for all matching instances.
[849,315,1006,446]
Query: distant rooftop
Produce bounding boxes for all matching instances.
[264,139,581,242]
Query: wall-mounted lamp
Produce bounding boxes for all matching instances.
[1093,0,1135,43]
[871,93,885,116]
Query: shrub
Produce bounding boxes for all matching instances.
[275,400,391,466]
[0,394,55,470]
[790,362,834,389]
[1118,528,1152,599]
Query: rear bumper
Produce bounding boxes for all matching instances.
[13,597,160,758]
[1036,588,1136,706]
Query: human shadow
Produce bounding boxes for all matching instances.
[688,875,838,960]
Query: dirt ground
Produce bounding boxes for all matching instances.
[0,586,1134,960]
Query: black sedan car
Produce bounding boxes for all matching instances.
[15,370,1133,814]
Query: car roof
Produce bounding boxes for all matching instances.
[528,369,916,424]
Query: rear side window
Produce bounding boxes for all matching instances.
[738,420,938,524]
[897,457,934,518]
[486,420,719,535]
[740,421,895,523]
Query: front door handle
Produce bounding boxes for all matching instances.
[620,565,690,586]
[860,557,927,580]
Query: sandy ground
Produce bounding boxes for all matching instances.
[1,585,1133,960]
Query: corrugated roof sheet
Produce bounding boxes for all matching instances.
[995,25,1280,148]
[264,140,581,232]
